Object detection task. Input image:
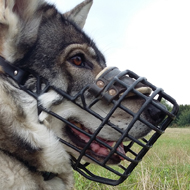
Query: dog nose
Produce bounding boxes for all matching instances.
[147,103,166,123]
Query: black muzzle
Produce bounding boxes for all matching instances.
[0,57,179,186]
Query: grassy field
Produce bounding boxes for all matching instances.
[74,128,190,190]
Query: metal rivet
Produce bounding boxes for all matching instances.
[96,80,105,88]
[14,70,18,76]
[109,89,117,96]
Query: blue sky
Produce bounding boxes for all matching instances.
[46,0,190,105]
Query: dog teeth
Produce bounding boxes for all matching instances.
[84,128,89,132]
[71,121,82,129]
[112,142,116,147]
[76,123,82,129]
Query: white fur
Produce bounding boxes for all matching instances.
[38,90,62,122]
[2,2,19,61]
[0,79,74,189]
[49,99,151,141]
[15,92,72,175]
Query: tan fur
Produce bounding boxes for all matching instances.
[0,38,4,57]
[59,43,102,77]
[0,26,4,56]
[0,66,4,73]
[0,0,44,62]
[0,0,20,61]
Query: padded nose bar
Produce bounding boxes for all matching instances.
[89,67,152,102]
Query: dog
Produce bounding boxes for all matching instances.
[0,0,166,189]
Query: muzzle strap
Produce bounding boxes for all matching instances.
[0,56,29,85]
[89,67,151,102]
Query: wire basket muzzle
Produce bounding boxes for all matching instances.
[0,56,179,185]
[66,67,179,185]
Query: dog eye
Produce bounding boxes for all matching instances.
[68,54,93,70]
[70,55,84,67]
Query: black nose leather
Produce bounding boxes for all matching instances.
[147,103,166,123]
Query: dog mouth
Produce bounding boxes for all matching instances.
[66,120,126,164]
[65,87,153,164]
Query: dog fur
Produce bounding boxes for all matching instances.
[0,0,164,189]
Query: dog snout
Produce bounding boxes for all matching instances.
[147,103,166,123]
[91,67,152,102]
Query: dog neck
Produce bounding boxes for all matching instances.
[0,148,57,181]
[0,57,58,181]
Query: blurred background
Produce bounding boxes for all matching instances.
[46,0,190,105]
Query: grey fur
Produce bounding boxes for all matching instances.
[0,0,161,189]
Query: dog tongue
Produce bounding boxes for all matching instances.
[71,127,125,160]
[90,140,125,160]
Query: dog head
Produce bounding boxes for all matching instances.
[0,0,178,185]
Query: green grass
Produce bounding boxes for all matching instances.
[74,128,190,190]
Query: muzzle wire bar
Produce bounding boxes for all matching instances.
[21,70,180,185]
[0,57,179,186]
[64,68,178,185]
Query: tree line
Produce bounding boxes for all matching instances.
[171,104,190,127]
[161,101,190,127]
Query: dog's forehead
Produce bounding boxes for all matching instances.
[87,47,96,57]
[59,16,106,68]
[40,9,105,59]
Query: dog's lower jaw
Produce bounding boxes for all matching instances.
[65,122,125,164]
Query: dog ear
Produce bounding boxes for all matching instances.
[0,0,44,62]
[64,0,93,29]
[5,0,44,21]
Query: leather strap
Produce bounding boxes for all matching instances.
[0,56,29,85]
[89,67,146,102]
